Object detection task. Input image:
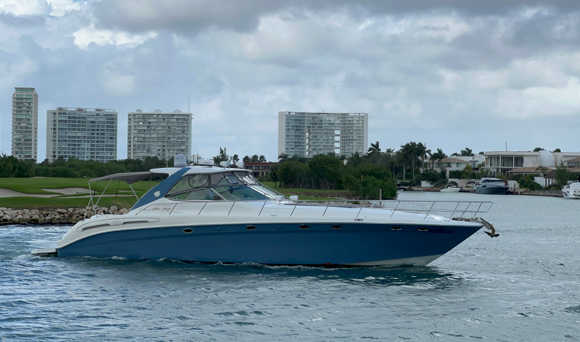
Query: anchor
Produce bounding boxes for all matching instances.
[452,217,499,237]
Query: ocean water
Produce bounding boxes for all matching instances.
[1,192,579,341]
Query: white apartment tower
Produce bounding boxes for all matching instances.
[278,111,368,158]
[11,87,38,160]
[127,110,192,161]
[46,107,118,162]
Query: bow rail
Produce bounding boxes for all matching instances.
[291,199,493,219]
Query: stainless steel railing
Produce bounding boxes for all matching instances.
[150,199,493,220]
[290,199,493,219]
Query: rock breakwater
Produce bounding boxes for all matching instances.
[0,207,129,226]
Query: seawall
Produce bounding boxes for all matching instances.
[0,207,129,226]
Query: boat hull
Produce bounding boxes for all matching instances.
[57,222,481,266]
[476,186,507,194]
[562,193,580,199]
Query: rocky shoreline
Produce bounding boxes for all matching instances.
[0,206,129,226]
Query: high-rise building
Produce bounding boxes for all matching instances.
[46,107,117,162]
[11,87,38,160]
[127,110,192,161]
[278,111,368,158]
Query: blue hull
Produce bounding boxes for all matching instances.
[58,223,481,266]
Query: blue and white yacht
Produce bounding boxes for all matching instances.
[36,165,497,266]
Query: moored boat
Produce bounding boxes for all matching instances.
[35,165,497,267]
[476,178,508,194]
[562,182,580,199]
[440,181,461,193]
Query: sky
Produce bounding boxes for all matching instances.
[1,0,580,161]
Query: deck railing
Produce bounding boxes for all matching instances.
[145,199,493,220]
[290,199,493,219]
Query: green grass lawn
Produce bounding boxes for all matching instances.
[0,177,158,195]
[0,177,355,208]
[0,177,90,194]
[0,177,159,209]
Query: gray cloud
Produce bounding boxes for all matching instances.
[92,0,281,33]
[2,0,580,160]
[91,0,580,33]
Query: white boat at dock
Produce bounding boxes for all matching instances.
[562,182,580,199]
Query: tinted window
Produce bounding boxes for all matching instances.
[214,185,268,201]
[170,188,222,201]
[168,174,210,195]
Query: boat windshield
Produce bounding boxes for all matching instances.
[166,171,277,201]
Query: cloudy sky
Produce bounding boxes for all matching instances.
[1,0,580,161]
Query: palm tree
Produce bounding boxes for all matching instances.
[460,147,474,156]
[212,147,228,165]
[431,148,447,169]
[425,149,433,169]
[368,141,381,154]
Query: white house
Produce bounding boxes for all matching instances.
[431,155,484,172]
[438,157,470,171]
[484,150,580,175]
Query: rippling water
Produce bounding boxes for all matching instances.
[1,193,580,341]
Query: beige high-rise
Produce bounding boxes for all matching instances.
[278,111,368,158]
[11,87,38,160]
[127,110,192,161]
[46,107,118,162]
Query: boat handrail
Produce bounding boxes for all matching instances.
[155,199,493,220]
[289,199,493,219]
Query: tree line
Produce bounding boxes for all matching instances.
[211,147,266,166]
[0,155,168,178]
[4,141,576,195]
[210,142,485,198]
[271,154,397,200]
[210,146,397,199]
[268,142,497,197]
